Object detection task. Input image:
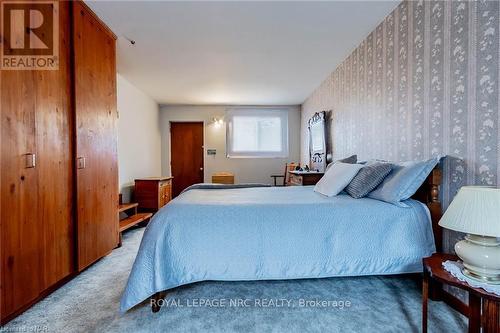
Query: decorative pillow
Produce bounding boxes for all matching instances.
[314,162,364,197]
[325,154,357,171]
[367,157,440,206]
[338,154,357,164]
[361,159,389,165]
[345,162,393,199]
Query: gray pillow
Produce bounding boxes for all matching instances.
[345,162,393,199]
[338,154,357,164]
[325,155,357,171]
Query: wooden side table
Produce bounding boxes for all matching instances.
[423,253,500,333]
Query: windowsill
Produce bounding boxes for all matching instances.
[226,155,289,159]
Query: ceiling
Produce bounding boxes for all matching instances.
[86,1,398,106]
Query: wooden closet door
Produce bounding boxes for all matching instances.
[73,1,119,271]
[1,1,73,321]
[36,1,75,289]
[1,66,41,322]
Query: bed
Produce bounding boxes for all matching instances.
[120,168,442,313]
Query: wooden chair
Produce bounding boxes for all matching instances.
[271,163,296,186]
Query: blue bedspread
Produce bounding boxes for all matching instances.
[120,186,435,312]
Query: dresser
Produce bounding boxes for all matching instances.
[288,171,324,186]
[134,177,173,212]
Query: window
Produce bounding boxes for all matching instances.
[226,108,289,158]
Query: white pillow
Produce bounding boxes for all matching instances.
[314,162,364,197]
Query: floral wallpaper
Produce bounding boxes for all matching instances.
[301,0,499,253]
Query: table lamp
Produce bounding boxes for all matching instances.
[438,186,500,284]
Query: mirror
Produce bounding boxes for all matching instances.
[308,111,327,172]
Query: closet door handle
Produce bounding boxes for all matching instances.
[77,157,86,169]
[24,153,36,168]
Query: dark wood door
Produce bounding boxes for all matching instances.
[73,1,119,271]
[1,2,74,322]
[170,122,204,197]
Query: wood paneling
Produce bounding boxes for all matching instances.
[1,1,74,321]
[170,122,204,197]
[72,1,118,271]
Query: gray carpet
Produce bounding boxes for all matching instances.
[4,228,466,333]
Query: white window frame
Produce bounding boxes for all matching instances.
[226,107,289,158]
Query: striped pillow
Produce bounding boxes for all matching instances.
[345,162,393,199]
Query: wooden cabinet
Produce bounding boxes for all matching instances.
[135,177,173,212]
[73,1,119,271]
[1,1,118,323]
[1,2,75,323]
[288,171,324,186]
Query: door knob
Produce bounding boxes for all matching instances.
[24,153,36,168]
[77,157,86,169]
[200,167,204,171]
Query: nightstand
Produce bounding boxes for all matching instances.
[423,253,500,333]
[134,177,173,212]
[288,170,324,186]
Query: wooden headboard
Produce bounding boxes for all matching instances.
[411,167,443,252]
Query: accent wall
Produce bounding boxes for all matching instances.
[301,0,499,252]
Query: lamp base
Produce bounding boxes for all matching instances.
[462,267,500,284]
[455,234,500,285]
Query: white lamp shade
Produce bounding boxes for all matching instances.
[439,186,500,237]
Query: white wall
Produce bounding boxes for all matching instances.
[160,105,301,184]
[117,74,161,202]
